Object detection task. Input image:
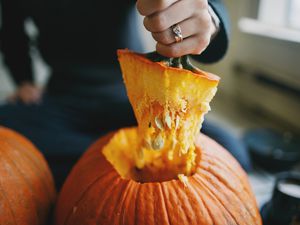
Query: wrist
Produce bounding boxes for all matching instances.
[208,5,220,39]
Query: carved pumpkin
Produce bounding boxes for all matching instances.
[0,126,56,225]
[54,50,262,225]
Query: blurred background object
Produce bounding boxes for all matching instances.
[261,172,300,225]
[0,0,299,215]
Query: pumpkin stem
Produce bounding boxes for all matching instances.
[146,52,200,72]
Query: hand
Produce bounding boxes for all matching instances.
[137,0,218,58]
[7,82,43,105]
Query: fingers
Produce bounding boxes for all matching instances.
[20,88,42,105]
[152,14,210,45]
[137,0,178,16]
[138,0,215,58]
[156,34,210,58]
[143,0,196,33]
[11,83,43,105]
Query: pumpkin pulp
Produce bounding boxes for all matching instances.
[103,50,220,182]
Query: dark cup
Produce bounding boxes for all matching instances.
[261,172,300,225]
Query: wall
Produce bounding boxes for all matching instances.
[200,0,300,97]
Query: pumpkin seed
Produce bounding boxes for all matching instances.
[155,116,164,130]
[178,174,188,187]
[165,113,172,129]
[151,135,164,150]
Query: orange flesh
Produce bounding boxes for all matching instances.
[103,50,219,182]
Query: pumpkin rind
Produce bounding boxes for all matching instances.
[0,126,56,225]
[117,49,220,178]
[54,127,262,225]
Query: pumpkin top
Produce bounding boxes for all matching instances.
[103,50,220,182]
[121,49,220,82]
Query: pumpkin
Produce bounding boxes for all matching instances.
[54,50,262,225]
[0,126,56,225]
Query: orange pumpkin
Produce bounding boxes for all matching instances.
[54,50,262,225]
[0,126,56,225]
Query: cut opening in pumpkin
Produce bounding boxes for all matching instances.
[103,50,220,183]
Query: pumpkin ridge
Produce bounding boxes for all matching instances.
[65,172,119,225]
[191,177,235,225]
[0,127,56,225]
[0,135,55,201]
[111,180,132,225]
[91,175,124,225]
[200,152,253,198]
[189,178,219,225]
[134,184,142,225]
[199,157,255,207]
[119,181,139,225]
[195,173,247,225]
[63,170,116,225]
[158,183,171,225]
[197,170,258,222]
[197,141,256,212]
[0,148,39,224]
[2,143,42,224]
[0,171,17,225]
[198,164,256,213]
[161,181,191,224]
[96,179,130,225]
[186,177,214,224]
[170,181,198,225]
[201,151,247,185]
[2,136,56,223]
[196,135,246,182]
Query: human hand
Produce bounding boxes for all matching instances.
[7,82,43,105]
[137,0,219,58]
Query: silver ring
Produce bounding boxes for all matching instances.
[172,24,183,43]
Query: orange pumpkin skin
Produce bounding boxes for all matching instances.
[0,126,56,225]
[54,127,262,225]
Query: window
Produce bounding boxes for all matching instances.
[238,0,300,43]
[289,0,300,29]
[258,0,300,29]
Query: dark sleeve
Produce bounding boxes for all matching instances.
[0,0,33,85]
[192,0,230,63]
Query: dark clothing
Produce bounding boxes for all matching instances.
[0,0,229,87]
[0,78,137,187]
[0,0,245,189]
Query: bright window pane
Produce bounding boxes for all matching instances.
[290,0,300,29]
[259,0,287,26]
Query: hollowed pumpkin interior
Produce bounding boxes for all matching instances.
[103,50,219,183]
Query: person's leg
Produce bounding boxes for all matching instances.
[0,96,97,188]
[201,120,252,171]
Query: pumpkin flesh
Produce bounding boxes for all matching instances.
[104,50,219,182]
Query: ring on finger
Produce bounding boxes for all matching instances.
[172,23,183,43]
